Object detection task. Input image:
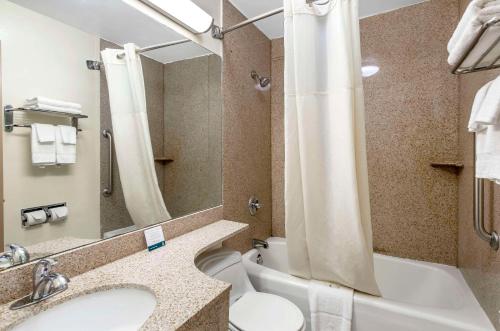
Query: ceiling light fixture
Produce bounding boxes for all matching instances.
[139,0,214,34]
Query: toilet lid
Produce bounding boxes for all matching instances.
[229,292,304,331]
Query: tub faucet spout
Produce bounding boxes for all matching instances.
[252,239,269,249]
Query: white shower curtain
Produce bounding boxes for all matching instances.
[284,0,380,296]
[101,44,171,228]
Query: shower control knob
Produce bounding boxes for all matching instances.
[248,196,261,216]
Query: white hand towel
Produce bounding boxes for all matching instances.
[469,80,493,132]
[308,280,353,331]
[24,103,82,115]
[56,125,77,164]
[448,0,500,67]
[475,75,500,124]
[31,124,56,166]
[25,96,82,111]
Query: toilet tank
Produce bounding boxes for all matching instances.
[196,248,256,304]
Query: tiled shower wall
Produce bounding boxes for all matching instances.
[457,0,500,326]
[221,0,273,252]
[163,55,223,218]
[271,0,461,265]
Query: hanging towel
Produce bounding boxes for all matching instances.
[475,75,500,124]
[448,0,500,68]
[468,80,493,132]
[55,125,76,164]
[24,97,82,111]
[31,124,56,166]
[101,43,172,227]
[468,75,500,182]
[308,280,354,331]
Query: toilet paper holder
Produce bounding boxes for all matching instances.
[21,203,67,228]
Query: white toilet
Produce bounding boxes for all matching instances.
[196,248,305,331]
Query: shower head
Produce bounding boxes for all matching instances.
[86,60,102,71]
[251,70,271,91]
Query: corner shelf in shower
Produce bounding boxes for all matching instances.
[430,161,464,174]
[451,17,500,74]
[430,161,464,169]
[4,105,87,132]
[154,157,174,164]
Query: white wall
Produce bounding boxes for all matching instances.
[0,1,101,245]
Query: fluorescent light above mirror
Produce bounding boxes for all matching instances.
[139,0,214,34]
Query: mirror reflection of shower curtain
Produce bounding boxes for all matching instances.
[284,0,380,296]
[101,44,171,228]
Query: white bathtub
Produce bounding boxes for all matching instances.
[242,238,494,331]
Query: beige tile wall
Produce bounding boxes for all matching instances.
[271,0,461,265]
[457,0,500,327]
[163,55,223,218]
[222,0,273,252]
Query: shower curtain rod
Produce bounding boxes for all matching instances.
[211,0,330,39]
[107,0,329,62]
[117,39,192,59]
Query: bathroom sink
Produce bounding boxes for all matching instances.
[12,287,156,331]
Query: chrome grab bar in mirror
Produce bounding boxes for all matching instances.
[102,130,113,197]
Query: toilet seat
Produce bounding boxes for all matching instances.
[229,292,305,331]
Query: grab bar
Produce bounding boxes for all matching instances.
[102,130,113,197]
[473,133,499,250]
[474,178,499,250]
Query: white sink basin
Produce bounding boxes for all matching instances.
[12,288,157,331]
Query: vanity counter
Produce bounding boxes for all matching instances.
[0,220,248,330]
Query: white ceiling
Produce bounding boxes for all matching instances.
[228,0,429,39]
[8,0,212,64]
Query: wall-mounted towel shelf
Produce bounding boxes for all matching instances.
[451,17,500,74]
[4,105,87,133]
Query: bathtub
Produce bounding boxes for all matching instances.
[242,238,494,331]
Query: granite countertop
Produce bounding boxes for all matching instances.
[0,220,248,330]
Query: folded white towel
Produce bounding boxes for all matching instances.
[56,125,77,164]
[448,0,500,68]
[25,96,82,111]
[24,103,82,115]
[469,81,493,132]
[308,280,353,331]
[31,124,56,166]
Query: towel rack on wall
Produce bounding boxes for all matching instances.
[451,19,500,250]
[4,105,87,132]
[451,17,500,74]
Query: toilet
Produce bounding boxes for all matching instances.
[196,248,305,331]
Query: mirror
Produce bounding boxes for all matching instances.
[0,0,222,269]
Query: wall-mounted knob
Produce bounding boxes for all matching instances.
[248,196,261,216]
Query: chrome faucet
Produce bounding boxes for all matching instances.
[10,258,70,310]
[0,244,30,269]
[252,239,269,249]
